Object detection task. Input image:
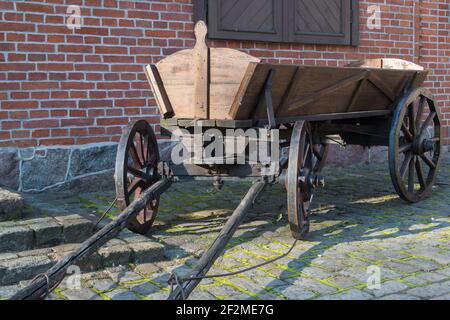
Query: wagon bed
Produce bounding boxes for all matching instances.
[145,22,428,126]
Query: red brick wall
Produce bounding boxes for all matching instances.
[0,0,449,148]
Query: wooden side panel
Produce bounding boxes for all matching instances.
[156,49,195,119]
[230,64,429,120]
[143,64,174,118]
[210,49,260,119]
[155,46,259,120]
[229,64,298,120]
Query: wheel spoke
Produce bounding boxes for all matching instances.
[134,133,144,165]
[408,104,416,136]
[127,177,142,194]
[408,156,415,193]
[415,96,426,130]
[398,143,412,153]
[419,112,436,138]
[312,145,323,160]
[421,154,436,169]
[138,132,146,164]
[401,123,414,141]
[400,153,413,179]
[127,166,145,178]
[130,143,143,168]
[415,157,426,189]
[303,143,310,164]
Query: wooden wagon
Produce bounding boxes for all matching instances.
[112,22,443,299]
[13,22,443,301]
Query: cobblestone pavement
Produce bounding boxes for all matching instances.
[1,156,449,300]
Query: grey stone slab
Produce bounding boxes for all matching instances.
[69,144,116,177]
[207,284,241,298]
[0,225,33,251]
[62,219,92,243]
[29,221,63,246]
[98,245,132,268]
[134,263,161,276]
[22,148,70,191]
[127,281,160,295]
[364,280,409,298]
[407,281,450,299]
[273,285,316,300]
[86,278,118,292]
[104,289,139,300]
[0,151,20,190]
[0,188,23,221]
[107,270,143,283]
[415,271,448,283]
[128,241,165,263]
[0,255,54,285]
[62,288,101,300]
[0,284,20,299]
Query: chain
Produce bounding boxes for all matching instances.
[168,239,298,298]
[93,197,117,230]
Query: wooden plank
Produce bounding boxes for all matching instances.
[193,21,209,119]
[257,110,393,125]
[276,66,301,116]
[228,62,259,120]
[230,64,298,120]
[286,70,368,113]
[209,49,260,119]
[144,64,174,118]
[346,78,367,112]
[367,72,397,102]
[347,58,424,70]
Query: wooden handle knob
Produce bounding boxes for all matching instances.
[194,20,208,46]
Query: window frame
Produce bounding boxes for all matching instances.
[194,0,360,46]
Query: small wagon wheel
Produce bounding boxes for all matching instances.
[389,87,442,203]
[287,121,323,239]
[115,119,160,234]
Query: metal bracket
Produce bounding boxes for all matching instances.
[253,69,276,129]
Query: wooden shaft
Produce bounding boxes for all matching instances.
[11,177,173,300]
[168,180,267,300]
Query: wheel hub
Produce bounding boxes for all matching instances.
[299,170,325,198]
[412,137,435,155]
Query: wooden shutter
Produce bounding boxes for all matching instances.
[286,0,353,45]
[197,0,359,46]
[207,0,283,42]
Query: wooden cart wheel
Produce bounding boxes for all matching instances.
[389,88,442,203]
[287,121,321,239]
[115,119,160,234]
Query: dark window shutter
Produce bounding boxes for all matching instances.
[196,0,359,46]
[286,0,353,45]
[207,0,283,42]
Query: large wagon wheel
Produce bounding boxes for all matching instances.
[287,121,324,239]
[389,88,442,203]
[115,119,160,234]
